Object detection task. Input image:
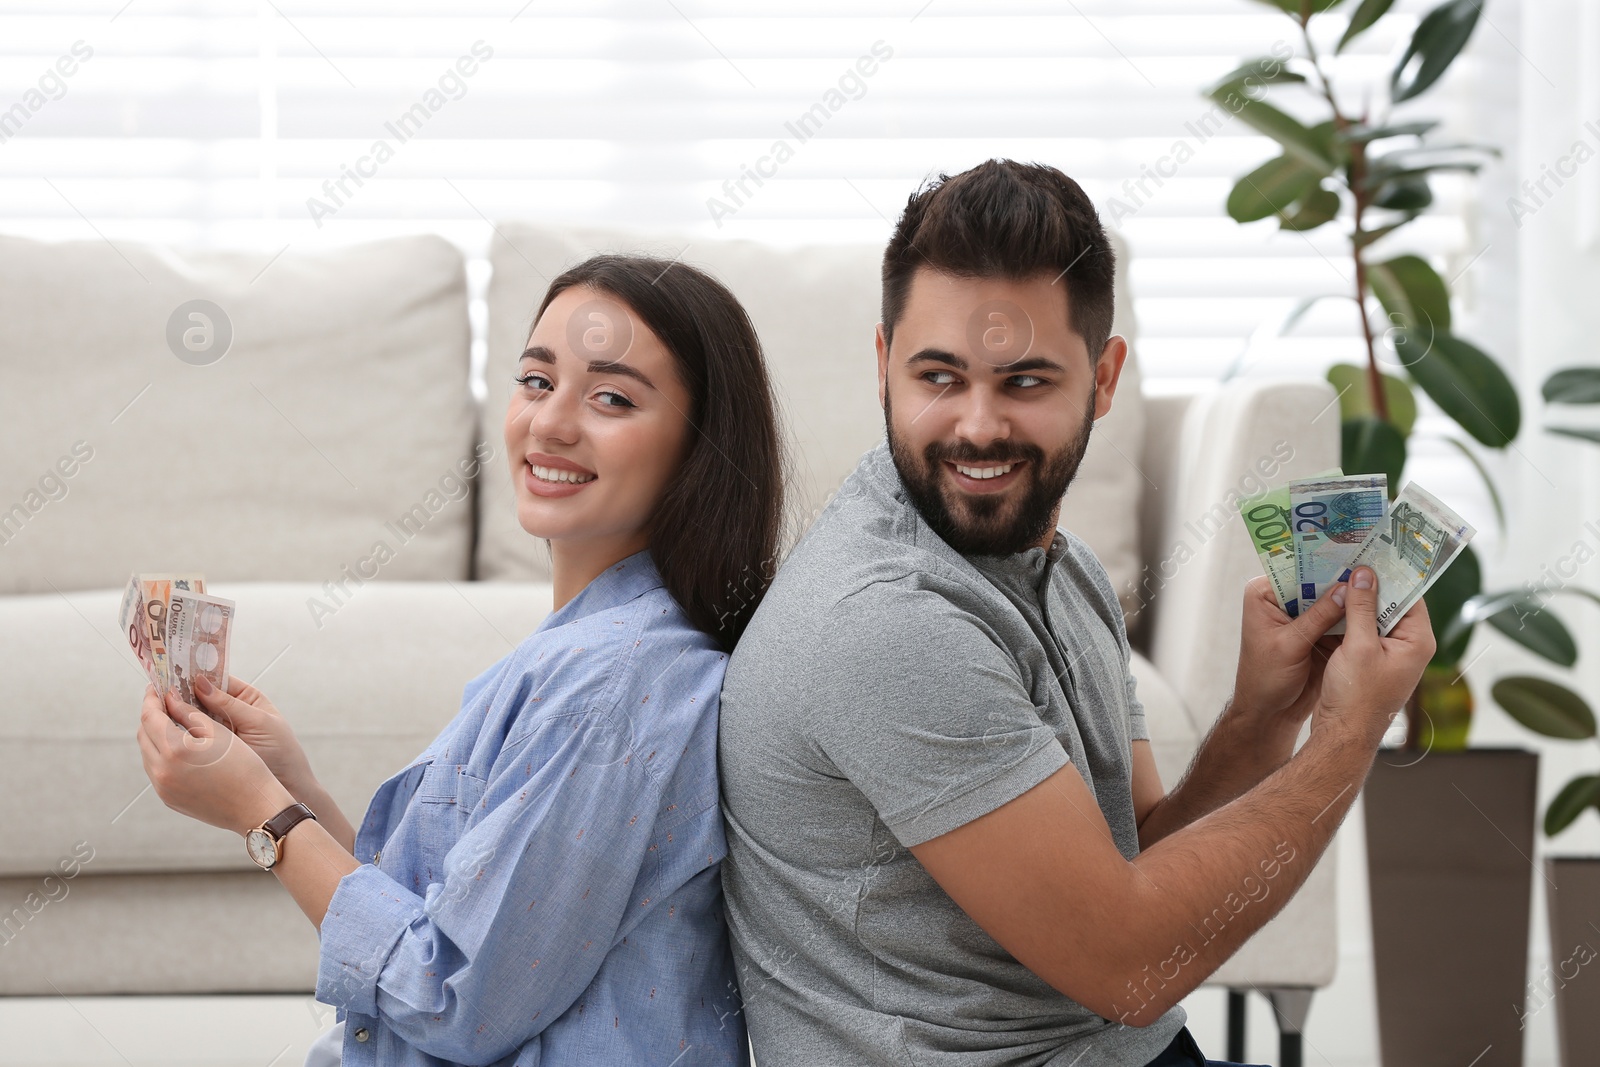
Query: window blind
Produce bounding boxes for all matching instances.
[0,0,1494,394]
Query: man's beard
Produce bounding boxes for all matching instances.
[885,386,1096,557]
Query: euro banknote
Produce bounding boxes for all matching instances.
[1338,481,1476,636]
[1238,474,1474,636]
[118,572,231,697]
[164,589,235,708]
[1239,467,1341,617]
[1290,473,1387,616]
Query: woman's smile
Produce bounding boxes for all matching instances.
[524,451,597,497]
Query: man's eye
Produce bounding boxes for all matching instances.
[595,390,635,409]
[513,372,552,391]
[922,371,958,386]
[1009,375,1047,388]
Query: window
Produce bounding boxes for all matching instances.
[1,1,1501,410]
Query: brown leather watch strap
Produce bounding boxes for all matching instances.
[263,802,316,842]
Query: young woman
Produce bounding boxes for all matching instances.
[135,254,783,1066]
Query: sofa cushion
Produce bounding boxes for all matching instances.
[478,226,1147,621]
[0,234,477,596]
[0,580,552,877]
[0,870,320,995]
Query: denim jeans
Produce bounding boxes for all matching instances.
[1144,1026,1269,1067]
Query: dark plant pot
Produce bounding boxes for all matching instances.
[1542,857,1600,1067]
[1364,747,1538,1067]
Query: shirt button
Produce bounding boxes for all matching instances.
[372,850,381,864]
[354,1027,370,1042]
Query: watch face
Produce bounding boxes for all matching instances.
[246,829,278,869]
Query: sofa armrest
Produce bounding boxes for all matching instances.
[1134,380,1339,734]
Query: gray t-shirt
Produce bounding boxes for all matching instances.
[719,442,1186,1066]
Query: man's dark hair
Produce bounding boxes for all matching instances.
[880,159,1116,360]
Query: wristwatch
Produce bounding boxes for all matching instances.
[245,802,317,871]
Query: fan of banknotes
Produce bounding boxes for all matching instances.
[1237,473,1476,636]
[118,573,236,707]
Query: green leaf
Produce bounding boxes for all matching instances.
[1339,0,1398,51]
[1453,586,1600,636]
[1354,213,1422,248]
[1368,254,1452,333]
[1428,542,1481,665]
[1227,155,1321,222]
[1373,176,1434,211]
[1391,0,1484,103]
[1328,362,1418,435]
[1278,185,1342,230]
[1492,676,1597,740]
[1485,602,1578,667]
[1441,588,1513,651]
[1437,434,1506,539]
[1544,367,1600,404]
[1210,92,1337,174]
[1341,417,1408,486]
[1373,142,1503,162]
[1340,120,1440,143]
[1210,57,1308,97]
[1363,161,1484,191]
[1307,119,1351,171]
[1548,426,1600,445]
[1397,330,1520,447]
[1545,775,1600,836]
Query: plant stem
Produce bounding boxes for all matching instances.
[1352,201,1391,422]
[1297,11,1391,424]
[1404,685,1424,752]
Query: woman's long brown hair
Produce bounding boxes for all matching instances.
[533,254,784,650]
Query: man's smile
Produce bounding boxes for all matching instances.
[944,458,1025,494]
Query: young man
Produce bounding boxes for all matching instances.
[718,160,1434,1067]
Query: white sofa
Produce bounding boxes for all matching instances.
[0,226,1337,1057]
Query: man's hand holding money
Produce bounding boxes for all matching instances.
[1231,570,1352,746]
[1314,564,1436,747]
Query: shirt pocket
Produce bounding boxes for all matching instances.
[416,760,488,814]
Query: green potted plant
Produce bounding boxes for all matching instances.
[1209,1,1535,1061]
[1461,365,1600,1067]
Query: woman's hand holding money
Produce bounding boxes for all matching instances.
[190,675,359,853]
[136,684,294,836]
[191,675,313,795]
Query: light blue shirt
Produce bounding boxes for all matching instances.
[314,551,748,1066]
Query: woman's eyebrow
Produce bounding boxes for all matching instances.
[520,346,657,391]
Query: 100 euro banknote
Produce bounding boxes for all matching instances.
[1338,481,1475,636]
[1239,467,1341,617]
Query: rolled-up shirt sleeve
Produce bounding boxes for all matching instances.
[316,703,686,1064]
